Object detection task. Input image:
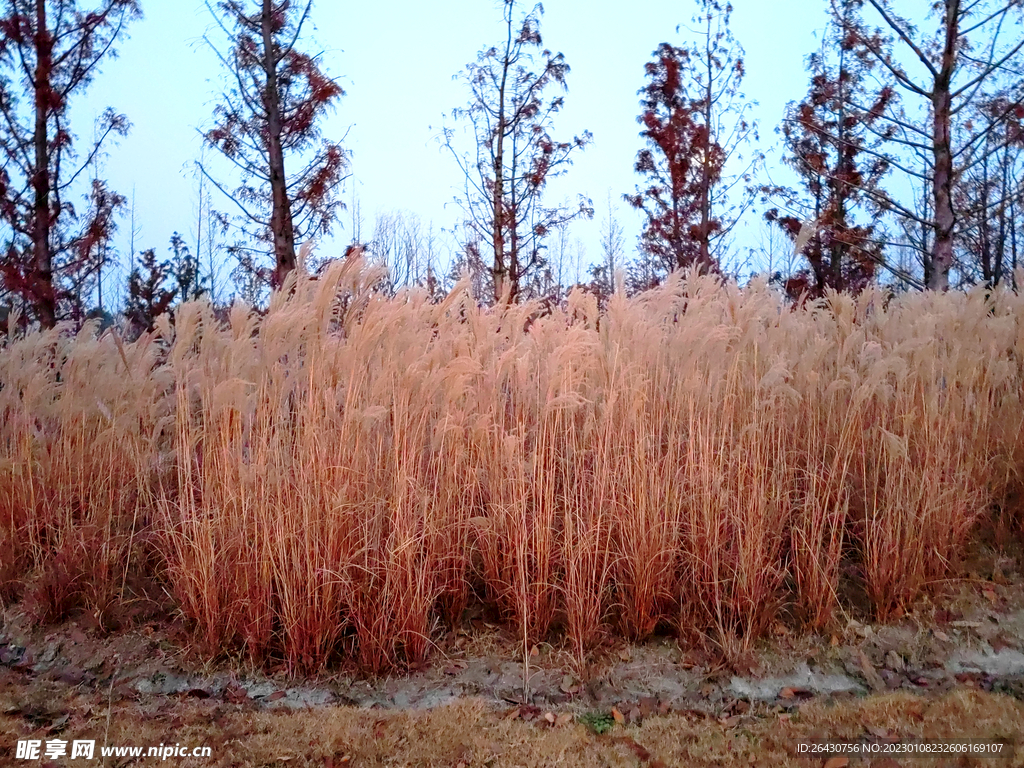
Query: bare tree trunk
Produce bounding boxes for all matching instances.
[831,26,849,290]
[928,0,958,291]
[491,5,513,303]
[261,0,296,288]
[697,12,713,273]
[32,0,55,328]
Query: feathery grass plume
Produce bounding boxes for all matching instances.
[1,249,1022,673]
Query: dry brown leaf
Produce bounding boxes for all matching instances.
[611,707,625,725]
[731,651,760,676]
[555,712,573,727]
[618,648,632,662]
[224,682,249,704]
[443,660,467,676]
[612,735,652,761]
[823,758,849,768]
[543,711,556,724]
[638,696,658,718]
[858,650,885,692]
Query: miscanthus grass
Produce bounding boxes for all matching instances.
[1,256,1021,673]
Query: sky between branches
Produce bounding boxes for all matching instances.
[76,0,830,290]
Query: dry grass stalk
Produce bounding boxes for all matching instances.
[1,260,1022,672]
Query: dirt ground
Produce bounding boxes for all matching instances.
[2,544,1024,767]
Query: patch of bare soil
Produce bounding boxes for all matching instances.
[2,545,1024,766]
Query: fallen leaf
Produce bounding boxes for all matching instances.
[847,619,871,638]
[638,696,658,718]
[556,712,573,726]
[884,650,904,671]
[933,629,951,642]
[823,758,849,768]
[611,707,625,725]
[731,651,760,676]
[560,674,577,693]
[444,661,467,676]
[619,648,632,662]
[858,650,885,692]
[55,668,89,686]
[991,635,1011,652]
[983,587,999,604]
[544,711,556,724]
[830,634,840,647]
[719,715,741,728]
[625,737,651,761]
[265,690,286,702]
[865,725,889,739]
[518,704,541,721]
[224,683,249,704]
[679,708,710,720]
[780,687,797,699]
[530,644,539,658]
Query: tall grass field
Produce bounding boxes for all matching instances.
[1,256,1022,674]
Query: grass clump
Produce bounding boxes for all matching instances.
[1,254,1022,673]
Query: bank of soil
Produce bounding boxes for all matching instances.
[2,544,1024,767]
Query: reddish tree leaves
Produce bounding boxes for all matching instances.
[201,0,347,293]
[626,1,758,288]
[444,0,592,304]
[0,0,139,328]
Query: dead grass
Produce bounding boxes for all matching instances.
[1,258,1023,675]
[2,682,1021,767]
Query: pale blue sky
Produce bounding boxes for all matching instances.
[76,0,831,294]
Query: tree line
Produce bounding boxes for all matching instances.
[1,0,1022,333]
